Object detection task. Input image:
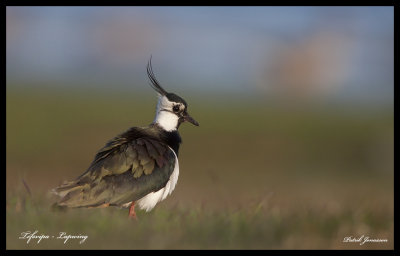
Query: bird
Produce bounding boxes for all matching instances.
[51,58,199,219]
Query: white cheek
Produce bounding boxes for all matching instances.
[154,111,179,131]
[153,95,179,131]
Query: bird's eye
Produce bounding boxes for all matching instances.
[173,105,180,113]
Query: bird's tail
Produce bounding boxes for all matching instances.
[51,181,89,208]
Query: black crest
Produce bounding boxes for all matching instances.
[147,57,168,96]
[147,57,187,106]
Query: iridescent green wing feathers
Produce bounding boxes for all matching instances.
[52,133,176,208]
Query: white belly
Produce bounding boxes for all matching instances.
[136,147,179,212]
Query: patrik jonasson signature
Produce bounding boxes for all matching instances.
[343,235,388,245]
[19,230,88,244]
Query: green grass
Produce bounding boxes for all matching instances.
[6,86,394,249]
[6,188,394,249]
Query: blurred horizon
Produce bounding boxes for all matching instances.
[7,6,394,105]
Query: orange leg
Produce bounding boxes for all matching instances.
[128,202,137,220]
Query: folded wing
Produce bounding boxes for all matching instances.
[52,135,176,208]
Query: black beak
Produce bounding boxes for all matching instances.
[183,112,199,126]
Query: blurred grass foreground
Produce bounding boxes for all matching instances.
[6,87,393,249]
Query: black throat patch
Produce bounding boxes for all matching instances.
[123,125,182,156]
[158,129,182,156]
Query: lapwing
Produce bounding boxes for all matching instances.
[52,58,199,219]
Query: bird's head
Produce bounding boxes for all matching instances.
[147,58,199,132]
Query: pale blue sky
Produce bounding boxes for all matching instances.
[6,6,394,102]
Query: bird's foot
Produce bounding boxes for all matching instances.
[128,202,138,220]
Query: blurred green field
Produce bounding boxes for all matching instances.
[6,86,393,249]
